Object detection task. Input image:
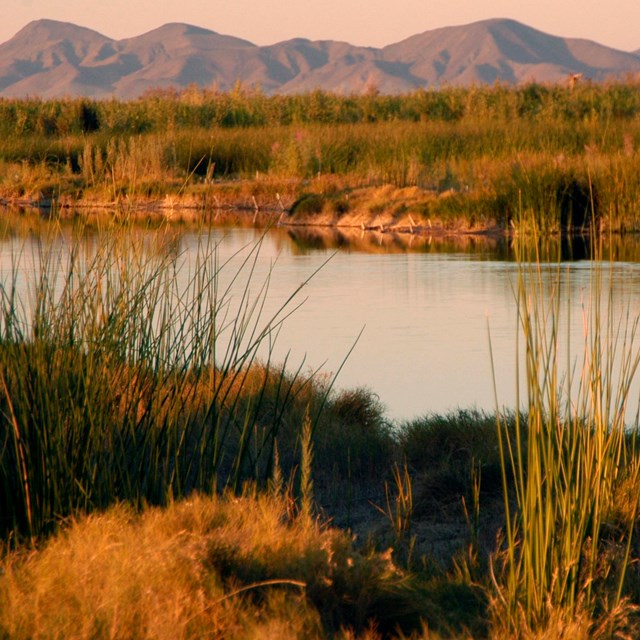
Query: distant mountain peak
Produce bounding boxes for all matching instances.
[158,23,218,35]
[133,22,216,39]
[1,17,639,99]
[14,18,109,42]
[128,22,255,48]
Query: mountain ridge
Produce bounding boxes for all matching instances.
[1,18,639,98]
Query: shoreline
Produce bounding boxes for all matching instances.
[0,187,512,239]
[0,175,613,241]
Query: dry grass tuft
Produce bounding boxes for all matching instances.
[0,492,426,639]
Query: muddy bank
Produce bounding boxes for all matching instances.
[1,181,509,240]
[285,183,504,235]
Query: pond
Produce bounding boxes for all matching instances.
[3,221,640,422]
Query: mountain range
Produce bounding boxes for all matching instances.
[1,18,639,99]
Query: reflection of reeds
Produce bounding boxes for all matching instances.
[491,238,640,635]
[285,225,506,255]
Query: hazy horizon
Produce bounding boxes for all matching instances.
[4,0,640,52]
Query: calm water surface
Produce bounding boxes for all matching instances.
[3,224,640,421]
[181,228,640,421]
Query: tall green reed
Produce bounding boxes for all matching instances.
[0,223,323,541]
[491,238,640,633]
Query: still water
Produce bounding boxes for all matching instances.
[3,223,640,421]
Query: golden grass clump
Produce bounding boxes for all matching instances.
[0,491,414,639]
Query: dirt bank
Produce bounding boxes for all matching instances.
[1,180,507,237]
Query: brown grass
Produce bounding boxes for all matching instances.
[0,491,435,639]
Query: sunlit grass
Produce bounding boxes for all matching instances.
[3,84,640,232]
[0,492,396,638]
[490,240,640,637]
[3,217,640,636]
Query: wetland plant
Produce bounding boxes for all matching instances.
[0,223,328,540]
[491,240,640,636]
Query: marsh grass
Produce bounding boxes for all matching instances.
[0,489,493,639]
[371,462,416,569]
[4,84,640,232]
[491,239,640,636]
[6,218,640,636]
[0,492,389,638]
[0,222,349,540]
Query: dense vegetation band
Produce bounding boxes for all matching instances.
[2,82,640,232]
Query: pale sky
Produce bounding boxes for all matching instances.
[4,0,640,52]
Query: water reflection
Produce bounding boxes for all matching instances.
[282,226,510,258]
[2,212,640,421]
[284,225,640,264]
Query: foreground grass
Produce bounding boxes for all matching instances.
[0,222,397,541]
[3,406,640,639]
[0,491,488,639]
[3,224,640,637]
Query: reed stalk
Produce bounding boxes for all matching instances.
[493,237,640,633]
[0,223,321,540]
